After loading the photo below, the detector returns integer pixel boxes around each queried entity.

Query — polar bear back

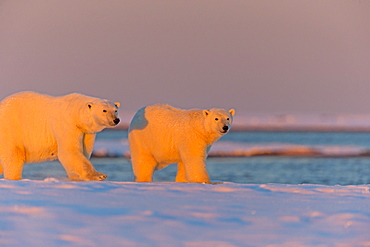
[0,92,95,141]
[131,104,203,130]
[129,104,208,162]
[1,92,86,161]
[0,92,55,148]
[129,104,206,145]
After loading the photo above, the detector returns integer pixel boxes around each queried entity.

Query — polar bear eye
[103,110,107,113]
[227,118,229,120]
[215,118,219,121]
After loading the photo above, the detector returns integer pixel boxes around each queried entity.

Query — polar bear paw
[68,171,107,181]
[90,172,107,181]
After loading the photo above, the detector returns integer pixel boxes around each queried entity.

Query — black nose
[113,118,120,125]
[222,126,229,131]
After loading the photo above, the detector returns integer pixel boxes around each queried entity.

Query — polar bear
[0,91,120,181]
[128,104,235,183]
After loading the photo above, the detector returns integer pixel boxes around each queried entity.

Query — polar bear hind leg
[175,161,187,182]
[131,153,158,182]
[1,147,25,180]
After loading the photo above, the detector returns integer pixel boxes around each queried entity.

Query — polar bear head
[85,100,120,132]
[203,108,235,135]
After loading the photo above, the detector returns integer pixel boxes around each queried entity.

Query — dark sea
[21,130,370,185]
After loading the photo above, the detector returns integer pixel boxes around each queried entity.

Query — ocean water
[21,130,370,185]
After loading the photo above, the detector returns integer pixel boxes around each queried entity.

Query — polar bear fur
[128,104,235,183]
[0,91,120,181]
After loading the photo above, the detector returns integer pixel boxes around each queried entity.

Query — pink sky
[0,0,369,113]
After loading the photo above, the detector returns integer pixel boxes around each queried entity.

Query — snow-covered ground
[2,113,370,246]
[1,179,370,246]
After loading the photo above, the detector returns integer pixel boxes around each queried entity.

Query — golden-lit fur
[0,91,120,180]
[128,104,235,183]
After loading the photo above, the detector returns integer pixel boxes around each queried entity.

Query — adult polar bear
[0,91,120,181]
[129,104,235,183]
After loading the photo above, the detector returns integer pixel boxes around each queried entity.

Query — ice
[1,180,369,246]
[92,138,369,158]
[99,112,370,158]
[93,139,130,157]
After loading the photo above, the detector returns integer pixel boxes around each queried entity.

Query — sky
[0,0,369,114]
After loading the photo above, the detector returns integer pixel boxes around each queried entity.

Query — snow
[2,113,370,246]
[1,179,369,246]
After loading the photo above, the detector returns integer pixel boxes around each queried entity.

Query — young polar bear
[0,91,120,181]
[128,104,235,183]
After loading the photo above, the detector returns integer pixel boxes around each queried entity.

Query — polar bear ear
[114,102,120,108]
[203,110,210,117]
[229,109,235,116]
[86,102,93,109]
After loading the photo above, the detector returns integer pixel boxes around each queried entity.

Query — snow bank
[1,180,369,246]
[210,141,370,157]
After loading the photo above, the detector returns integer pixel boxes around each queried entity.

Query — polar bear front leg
[178,143,211,183]
[57,133,106,181]
[183,159,210,183]
[180,149,211,183]
[59,148,107,181]
[82,133,96,159]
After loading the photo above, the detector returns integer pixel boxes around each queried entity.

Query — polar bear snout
[222,125,229,133]
[113,118,120,125]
